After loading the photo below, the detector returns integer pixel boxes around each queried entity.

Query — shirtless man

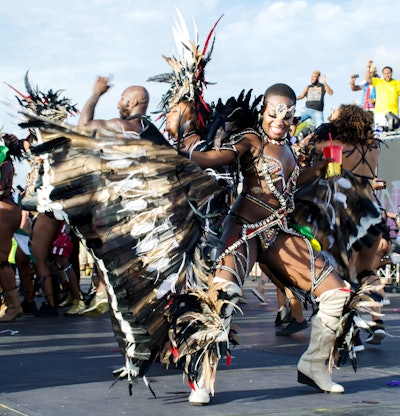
[77,76,150,317]
[78,76,150,134]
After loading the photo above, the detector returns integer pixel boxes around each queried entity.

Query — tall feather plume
[202,13,224,59]
[148,9,223,128]
[6,71,79,121]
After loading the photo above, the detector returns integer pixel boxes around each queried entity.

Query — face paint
[267,102,296,120]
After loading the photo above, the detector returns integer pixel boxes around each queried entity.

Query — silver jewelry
[260,127,288,146]
[266,137,289,146]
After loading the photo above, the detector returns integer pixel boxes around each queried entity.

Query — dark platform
[1,278,400,416]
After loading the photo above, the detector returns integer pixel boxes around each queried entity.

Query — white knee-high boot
[297,287,350,393]
[188,277,241,405]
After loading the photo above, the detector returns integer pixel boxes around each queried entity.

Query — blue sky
[1,0,400,183]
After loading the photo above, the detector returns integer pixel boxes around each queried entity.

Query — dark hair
[331,104,374,145]
[382,66,393,73]
[314,123,337,142]
[292,116,300,125]
[261,83,296,113]
[2,134,24,161]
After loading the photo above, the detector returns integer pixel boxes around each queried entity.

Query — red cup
[323,145,342,177]
[323,145,343,163]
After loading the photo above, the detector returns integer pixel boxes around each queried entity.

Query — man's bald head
[120,86,149,117]
[79,77,151,133]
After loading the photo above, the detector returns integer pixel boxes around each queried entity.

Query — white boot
[188,377,211,405]
[297,288,349,393]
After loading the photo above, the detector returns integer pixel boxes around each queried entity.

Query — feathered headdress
[148,9,223,128]
[5,71,79,121]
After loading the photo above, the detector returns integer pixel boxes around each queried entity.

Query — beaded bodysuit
[214,132,334,294]
[220,153,299,257]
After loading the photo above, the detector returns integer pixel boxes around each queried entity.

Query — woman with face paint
[175,83,358,404]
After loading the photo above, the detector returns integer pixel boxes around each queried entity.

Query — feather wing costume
[292,171,383,282]
[292,121,385,283]
[14,13,247,397]
[20,113,230,394]
[16,98,384,400]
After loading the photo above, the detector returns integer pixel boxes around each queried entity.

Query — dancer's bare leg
[259,233,348,393]
[30,213,60,308]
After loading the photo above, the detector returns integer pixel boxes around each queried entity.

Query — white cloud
[1,0,400,136]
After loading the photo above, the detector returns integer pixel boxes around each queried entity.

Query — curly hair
[331,104,375,145]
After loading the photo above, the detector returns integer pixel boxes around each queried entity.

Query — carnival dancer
[164,99,310,337]
[50,220,85,316]
[7,72,81,317]
[0,134,23,322]
[295,104,386,346]
[164,83,373,404]
[76,76,154,317]
[165,99,202,151]
[77,76,149,135]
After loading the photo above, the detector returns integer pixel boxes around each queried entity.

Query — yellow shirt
[372,78,400,114]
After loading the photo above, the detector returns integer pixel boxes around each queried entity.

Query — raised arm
[350,75,362,92]
[365,60,374,85]
[320,74,333,95]
[296,86,308,101]
[78,76,112,130]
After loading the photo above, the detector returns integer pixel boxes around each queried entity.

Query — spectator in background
[297,70,333,128]
[366,60,400,128]
[350,65,378,111]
